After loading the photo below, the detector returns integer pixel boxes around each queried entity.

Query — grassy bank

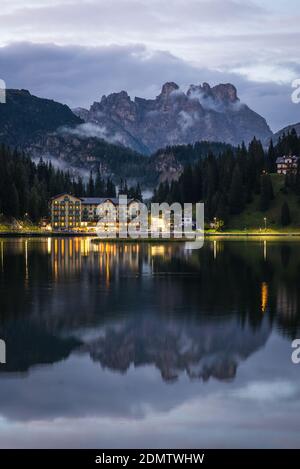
[227,174,300,232]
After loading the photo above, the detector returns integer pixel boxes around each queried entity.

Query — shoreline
[2,231,300,239]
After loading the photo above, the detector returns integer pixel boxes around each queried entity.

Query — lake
[0,237,299,448]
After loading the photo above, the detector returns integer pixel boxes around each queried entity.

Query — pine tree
[95,170,104,197]
[281,201,291,226]
[7,184,20,218]
[29,187,40,222]
[229,165,244,215]
[266,140,276,172]
[216,193,229,224]
[259,174,274,211]
[88,171,95,197]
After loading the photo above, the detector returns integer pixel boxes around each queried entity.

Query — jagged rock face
[153,151,183,183]
[75,82,273,154]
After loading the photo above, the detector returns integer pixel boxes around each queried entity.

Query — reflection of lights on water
[264,240,267,261]
[261,282,268,313]
[80,238,90,256]
[151,245,165,256]
[213,240,217,260]
[105,260,110,285]
[69,239,73,257]
[49,239,143,279]
[47,237,51,254]
[25,240,28,281]
[54,239,58,256]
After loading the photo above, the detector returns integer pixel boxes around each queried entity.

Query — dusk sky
[0,0,299,131]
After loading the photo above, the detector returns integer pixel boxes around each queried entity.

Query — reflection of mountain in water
[81,316,271,382]
[1,238,300,378]
[0,321,80,373]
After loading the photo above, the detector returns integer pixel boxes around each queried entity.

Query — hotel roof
[80,197,119,205]
[50,194,139,204]
[80,197,137,205]
[50,192,80,201]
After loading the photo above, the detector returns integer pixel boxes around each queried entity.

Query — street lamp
[264,217,267,231]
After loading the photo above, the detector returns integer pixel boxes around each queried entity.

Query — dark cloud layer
[0,42,299,131]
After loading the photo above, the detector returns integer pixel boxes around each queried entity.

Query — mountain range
[0,84,299,185]
[74,81,273,154]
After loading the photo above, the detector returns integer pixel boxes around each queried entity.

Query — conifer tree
[281,201,291,226]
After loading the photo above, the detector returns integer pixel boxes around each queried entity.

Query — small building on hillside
[276,155,299,175]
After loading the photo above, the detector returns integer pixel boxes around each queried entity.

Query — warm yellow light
[151,245,165,256]
[261,282,268,313]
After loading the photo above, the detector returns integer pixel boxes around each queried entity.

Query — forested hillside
[0,145,117,222]
[153,130,300,229]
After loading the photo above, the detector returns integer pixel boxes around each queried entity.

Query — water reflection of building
[48,238,180,281]
[276,284,298,320]
[261,282,269,313]
[2,238,300,379]
[49,238,145,281]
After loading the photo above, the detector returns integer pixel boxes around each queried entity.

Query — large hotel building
[50,193,141,231]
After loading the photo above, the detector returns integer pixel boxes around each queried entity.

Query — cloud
[32,154,90,180]
[187,87,245,112]
[233,381,298,402]
[0,0,266,48]
[177,110,199,131]
[0,41,300,132]
[59,122,123,145]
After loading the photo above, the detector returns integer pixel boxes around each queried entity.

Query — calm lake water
[0,237,300,448]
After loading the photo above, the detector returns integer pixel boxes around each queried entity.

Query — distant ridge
[0,89,82,147]
[274,122,300,141]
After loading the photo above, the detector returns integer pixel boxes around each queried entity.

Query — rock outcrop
[75,81,273,154]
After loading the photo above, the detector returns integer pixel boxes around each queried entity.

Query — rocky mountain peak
[202,82,211,92]
[212,83,238,103]
[187,82,238,104]
[100,90,130,105]
[159,82,179,98]
[74,81,272,154]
